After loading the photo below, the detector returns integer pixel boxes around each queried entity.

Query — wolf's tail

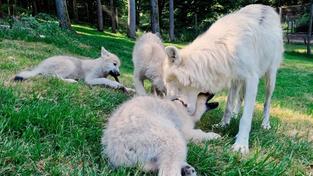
[14,68,40,81]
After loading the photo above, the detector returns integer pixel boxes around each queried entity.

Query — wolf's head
[163,46,212,115]
[100,47,121,82]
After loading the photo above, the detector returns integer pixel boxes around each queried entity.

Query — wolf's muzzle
[109,70,120,82]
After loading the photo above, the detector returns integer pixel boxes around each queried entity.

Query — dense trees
[0,0,312,41]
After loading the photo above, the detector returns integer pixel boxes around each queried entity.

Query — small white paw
[232,143,249,155]
[181,164,197,176]
[261,122,271,130]
[207,132,221,140]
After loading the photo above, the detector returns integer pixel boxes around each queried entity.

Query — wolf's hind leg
[158,132,188,176]
[220,80,242,126]
[262,69,277,129]
[134,71,147,96]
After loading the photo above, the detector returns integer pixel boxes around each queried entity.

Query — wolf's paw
[181,164,197,176]
[232,143,249,155]
[207,132,221,140]
[261,122,271,130]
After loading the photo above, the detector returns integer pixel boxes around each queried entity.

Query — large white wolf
[132,32,167,96]
[163,4,283,154]
[14,47,131,91]
[102,94,219,176]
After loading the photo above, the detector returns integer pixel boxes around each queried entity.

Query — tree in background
[110,0,117,33]
[72,0,78,22]
[0,0,2,18]
[55,0,71,30]
[307,1,313,54]
[150,0,160,34]
[169,0,174,41]
[96,0,103,31]
[128,0,136,38]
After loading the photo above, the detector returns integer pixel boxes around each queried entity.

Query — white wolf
[132,32,167,96]
[102,94,220,176]
[14,47,131,91]
[163,4,283,154]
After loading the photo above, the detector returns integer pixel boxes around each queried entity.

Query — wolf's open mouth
[109,71,120,82]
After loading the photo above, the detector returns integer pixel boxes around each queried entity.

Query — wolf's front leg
[183,129,221,143]
[85,77,123,89]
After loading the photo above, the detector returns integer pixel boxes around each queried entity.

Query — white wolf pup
[132,32,167,96]
[14,47,130,91]
[163,4,283,154]
[102,94,220,176]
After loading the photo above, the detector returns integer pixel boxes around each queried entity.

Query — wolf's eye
[113,63,117,66]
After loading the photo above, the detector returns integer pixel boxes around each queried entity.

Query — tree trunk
[158,0,165,32]
[55,0,71,30]
[32,0,37,16]
[110,0,117,33]
[72,0,78,21]
[0,0,3,18]
[307,2,313,55]
[128,0,136,38]
[169,0,175,41]
[115,7,118,28]
[136,0,141,28]
[150,0,160,34]
[96,0,103,31]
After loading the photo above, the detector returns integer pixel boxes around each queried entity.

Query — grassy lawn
[0,24,313,175]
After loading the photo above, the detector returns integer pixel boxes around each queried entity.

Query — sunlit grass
[0,24,313,175]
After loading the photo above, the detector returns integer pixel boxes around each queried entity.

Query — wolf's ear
[165,46,181,65]
[101,47,110,57]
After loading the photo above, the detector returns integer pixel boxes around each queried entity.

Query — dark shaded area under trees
[0,0,312,41]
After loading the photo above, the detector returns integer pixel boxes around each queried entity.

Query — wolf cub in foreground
[14,47,132,91]
[132,32,167,96]
[102,94,220,176]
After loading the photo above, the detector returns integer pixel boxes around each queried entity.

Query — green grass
[0,24,313,175]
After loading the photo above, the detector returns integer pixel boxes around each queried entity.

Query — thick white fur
[132,32,167,96]
[15,47,129,90]
[163,4,283,154]
[102,95,220,176]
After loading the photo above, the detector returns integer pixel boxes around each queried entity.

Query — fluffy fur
[14,47,132,91]
[163,4,283,154]
[132,32,167,96]
[102,94,220,176]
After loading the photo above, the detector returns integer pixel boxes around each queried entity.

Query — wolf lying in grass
[132,32,167,96]
[163,4,283,154]
[102,93,220,176]
[14,47,133,92]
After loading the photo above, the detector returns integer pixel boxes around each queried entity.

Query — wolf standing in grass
[163,4,283,154]
[132,32,167,96]
[102,94,219,176]
[14,47,131,91]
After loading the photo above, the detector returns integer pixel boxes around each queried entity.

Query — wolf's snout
[205,102,219,111]
[109,70,120,77]
[109,70,120,82]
